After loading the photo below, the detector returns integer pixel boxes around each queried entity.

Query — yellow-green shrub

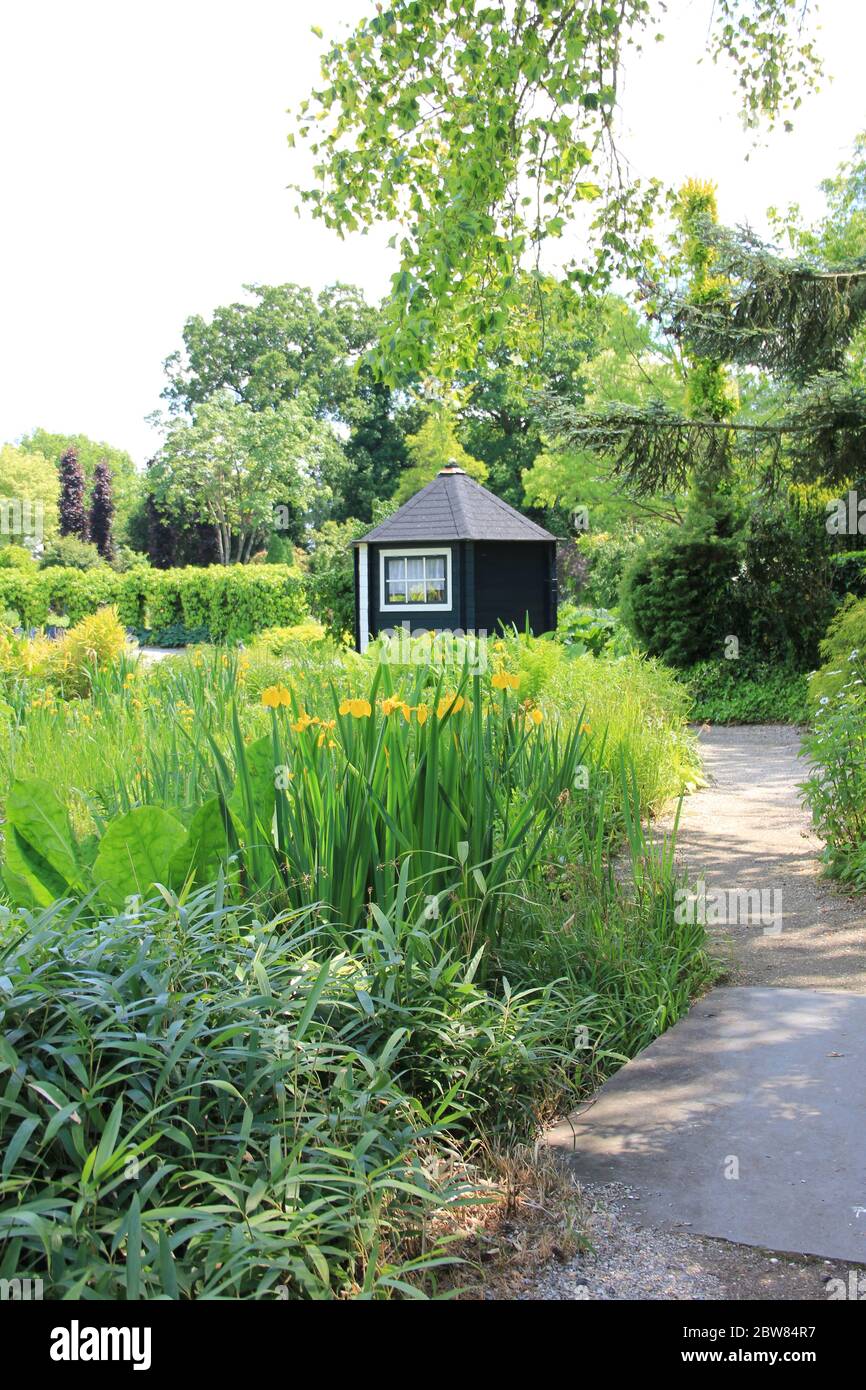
[543,650,699,813]
[256,621,327,654]
[808,595,866,708]
[53,607,127,695]
[0,629,55,684]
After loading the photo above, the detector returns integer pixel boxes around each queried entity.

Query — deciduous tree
[149,394,344,564]
[58,446,89,541]
[89,459,116,560]
[294,0,821,381]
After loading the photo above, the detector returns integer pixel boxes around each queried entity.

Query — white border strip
[358,543,370,652]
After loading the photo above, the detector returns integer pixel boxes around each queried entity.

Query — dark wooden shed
[352,465,557,652]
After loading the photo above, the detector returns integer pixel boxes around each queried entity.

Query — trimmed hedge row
[0,565,307,641]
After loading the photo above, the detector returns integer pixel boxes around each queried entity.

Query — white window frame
[379,547,452,612]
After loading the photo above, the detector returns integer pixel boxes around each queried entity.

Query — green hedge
[0,565,307,641]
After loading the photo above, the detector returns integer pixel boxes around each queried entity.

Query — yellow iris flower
[261,684,291,708]
[339,698,372,719]
[436,693,466,718]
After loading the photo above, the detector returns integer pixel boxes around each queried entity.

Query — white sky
[1,0,863,466]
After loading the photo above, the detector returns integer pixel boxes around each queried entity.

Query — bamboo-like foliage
[0,889,469,1298]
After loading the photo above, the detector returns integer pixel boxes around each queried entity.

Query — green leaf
[168,798,230,886]
[228,733,277,835]
[6,777,81,891]
[4,826,70,907]
[158,1229,178,1299]
[2,1117,40,1177]
[126,1192,141,1300]
[94,1098,124,1179]
[93,807,188,911]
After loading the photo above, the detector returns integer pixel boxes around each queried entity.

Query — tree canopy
[18,429,141,544]
[393,405,487,504]
[149,395,344,564]
[294,0,821,381]
[522,296,685,525]
[162,282,385,423]
[543,142,866,503]
[0,443,60,547]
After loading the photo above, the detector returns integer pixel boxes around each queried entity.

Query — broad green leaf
[228,733,276,834]
[168,797,230,886]
[4,826,70,907]
[93,807,188,911]
[6,777,81,890]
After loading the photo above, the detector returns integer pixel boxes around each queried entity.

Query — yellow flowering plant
[221,664,587,954]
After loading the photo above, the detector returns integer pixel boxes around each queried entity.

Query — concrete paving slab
[546,987,866,1262]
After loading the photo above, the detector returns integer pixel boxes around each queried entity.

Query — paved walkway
[133,645,177,666]
[532,725,866,1298]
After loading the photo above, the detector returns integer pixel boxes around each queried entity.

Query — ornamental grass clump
[0,887,467,1299]
[801,647,866,888]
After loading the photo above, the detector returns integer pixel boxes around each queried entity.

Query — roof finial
[438,459,466,476]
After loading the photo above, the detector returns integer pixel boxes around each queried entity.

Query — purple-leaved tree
[89,458,115,559]
[58,446,89,540]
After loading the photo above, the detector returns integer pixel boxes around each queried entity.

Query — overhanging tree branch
[651,220,866,382]
[543,373,866,494]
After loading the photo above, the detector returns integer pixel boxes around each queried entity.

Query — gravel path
[514,723,866,1301]
[672,724,866,992]
[508,1184,854,1301]
[134,646,177,666]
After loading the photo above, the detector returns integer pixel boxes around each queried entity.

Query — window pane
[385,557,405,602]
[426,554,446,602]
[406,556,426,602]
[383,553,447,604]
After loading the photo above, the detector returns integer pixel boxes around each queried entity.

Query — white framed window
[379,547,452,611]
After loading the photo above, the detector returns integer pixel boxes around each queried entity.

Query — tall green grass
[542,650,700,815]
[218,669,586,949]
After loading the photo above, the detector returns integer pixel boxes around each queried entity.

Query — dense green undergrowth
[0,623,714,1297]
[686,660,811,725]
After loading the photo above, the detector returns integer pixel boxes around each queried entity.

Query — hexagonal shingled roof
[354,466,556,545]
